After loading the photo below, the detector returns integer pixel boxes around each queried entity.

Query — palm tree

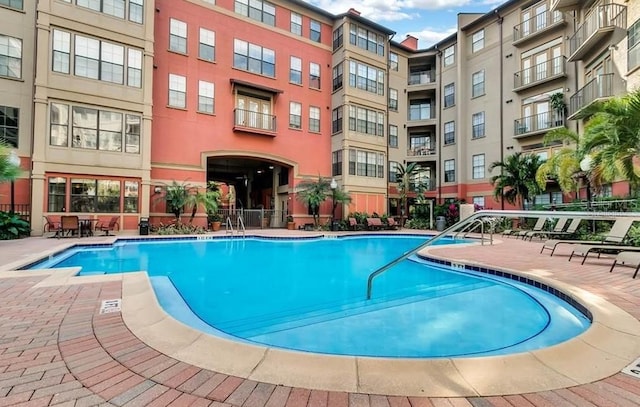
[185,188,221,224]
[296,176,351,228]
[489,152,543,210]
[577,90,640,192]
[535,127,584,195]
[160,180,220,223]
[0,143,20,183]
[396,162,426,224]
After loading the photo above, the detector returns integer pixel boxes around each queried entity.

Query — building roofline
[459,0,522,31]
[334,12,396,35]
[287,0,335,19]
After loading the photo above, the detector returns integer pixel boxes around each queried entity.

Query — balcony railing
[409,178,436,192]
[569,3,627,61]
[568,73,615,118]
[513,56,566,90]
[407,146,436,157]
[513,10,564,43]
[514,111,565,137]
[408,70,436,86]
[233,108,276,134]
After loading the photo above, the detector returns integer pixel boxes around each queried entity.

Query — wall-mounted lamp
[506,146,514,150]
[505,99,513,104]
[505,53,513,58]
[154,186,162,194]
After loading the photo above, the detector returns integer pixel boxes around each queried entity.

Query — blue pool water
[29,235,590,358]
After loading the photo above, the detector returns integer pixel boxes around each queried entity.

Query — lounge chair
[540,218,636,256]
[44,216,61,236]
[386,217,398,230]
[609,251,640,279]
[514,217,548,239]
[524,217,568,241]
[366,217,383,230]
[348,217,359,230]
[568,244,640,264]
[543,217,583,239]
[99,216,120,236]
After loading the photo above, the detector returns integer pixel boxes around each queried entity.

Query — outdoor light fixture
[154,186,162,194]
[8,151,20,213]
[330,178,337,231]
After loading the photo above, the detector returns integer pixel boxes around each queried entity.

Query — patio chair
[348,217,358,230]
[99,216,120,236]
[59,215,80,238]
[514,217,548,239]
[524,217,568,241]
[366,217,383,230]
[609,251,640,279]
[543,217,583,239]
[540,218,636,256]
[43,216,61,236]
[569,244,640,264]
[386,217,398,230]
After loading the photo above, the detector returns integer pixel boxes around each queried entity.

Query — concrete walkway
[0,230,639,406]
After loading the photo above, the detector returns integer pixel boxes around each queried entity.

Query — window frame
[289,101,302,129]
[443,45,455,66]
[388,124,398,148]
[0,105,18,147]
[310,20,321,42]
[290,12,302,35]
[290,56,302,85]
[443,83,455,107]
[233,39,275,77]
[471,70,485,98]
[472,153,485,179]
[198,80,215,114]
[0,0,23,10]
[389,88,398,111]
[472,29,485,53]
[169,18,188,54]
[199,28,215,62]
[472,111,485,139]
[309,105,320,132]
[309,62,321,89]
[628,19,640,72]
[443,121,455,145]
[0,34,22,79]
[168,73,187,108]
[389,52,398,71]
[444,159,455,182]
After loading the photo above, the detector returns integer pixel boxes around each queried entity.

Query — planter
[211,221,221,231]
[287,221,296,230]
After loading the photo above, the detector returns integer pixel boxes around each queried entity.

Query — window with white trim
[472,196,485,208]
[389,125,398,148]
[290,56,302,84]
[290,12,302,35]
[309,62,320,89]
[388,161,399,182]
[348,24,385,56]
[332,150,342,176]
[0,0,22,10]
[444,45,455,66]
[310,20,321,42]
[233,39,275,77]
[52,30,71,74]
[472,70,485,97]
[168,74,186,108]
[333,25,343,51]
[0,106,18,147]
[389,52,398,71]
[349,149,384,178]
[332,63,343,91]
[444,159,455,182]
[198,80,214,114]
[348,60,384,95]
[129,0,143,23]
[444,121,455,145]
[289,102,301,129]
[629,19,640,71]
[332,106,342,133]
[75,0,143,23]
[389,88,398,111]
[472,112,485,139]
[472,29,484,53]
[472,154,485,179]
[199,28,215,62]
[443,83,455,107]
[309,106,320,132]
[127,49,142,87]
[235,0,275,26]
[0,35,21,79]
[348,105,384,137]
[169,18,187,53]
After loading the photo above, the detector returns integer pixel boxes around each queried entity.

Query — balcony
[513,10,565,46]
[568,3,627,62]
[409,178,437,192]
[568,73,617,119]
[233,108,277,136]
[408,69,436,87]
[514,111,566,139]
[513,56,567,92]
[407,146,437,158]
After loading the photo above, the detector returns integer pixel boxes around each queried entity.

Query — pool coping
[5,234,640,397]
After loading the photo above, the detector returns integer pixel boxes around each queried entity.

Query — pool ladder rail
[225,216,246,237]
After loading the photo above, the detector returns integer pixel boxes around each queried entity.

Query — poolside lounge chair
[544,217,583,239]
[386,217,398,230]
[524,217,568,241]
[348,217,359,230]
[568,244,640,264]
[514,217,548,239]
[540,218,636,256]
[609,251,640,279]
[366,217,384,230]
[44,216,61,237]
[99,216,120,236]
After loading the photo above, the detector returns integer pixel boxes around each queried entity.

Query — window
[472,154,485,179]
[472,70,485,97]
[0,0,22,10]
[389,125,398,148]
[74,35,100,80]
[388,161,398,182]
[309,106,320,132]
[444,121,455,145]
[389,88,398,111]
[443,83,455,107]
[472,29,484,53]
[129,0,143,23]
[100,42,124,84]
[199,28,215,62]
[127,49,142,87]
[348,105,384,136]
[124,180,139,212]
[235,0,275,26]
[47,177,66,212]
[50,103,69,146]
[52,30,71,74]
[310,20,321,42]
[233,39,275,77]
[409,99,431,120]
[389,52,398,71]
[290,56,302,84]
[0,35,21,79]
[444,45,455,66]
[169,19,187,53]
[444,159,455,182]
[290,12,302,35]
[348,24,385,56]
[125,114,140,153]
[102,0,125,18]
[349,149,384,178]
[168,74,186,108]
[309,62,320,89]
[70,179,121,213]
[332,106,342,133]
[333,25,343,51]
[472,112,485,139]
[0,106,18,147]
[348,61,384,95]
[289,102,301,129]
[629,19,640,71]
[472,196,485,209]
[198,80,214,114]
[332,63,343,91]
[332,150,342,176]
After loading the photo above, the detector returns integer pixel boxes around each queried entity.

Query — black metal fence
[0,204,31,222]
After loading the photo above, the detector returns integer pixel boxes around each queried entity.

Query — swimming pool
[29,235,590,358]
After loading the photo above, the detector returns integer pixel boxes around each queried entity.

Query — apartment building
[1,0,638,235]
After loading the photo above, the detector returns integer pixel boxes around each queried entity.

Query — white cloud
[309,0,474,22]
[403,25,457,47]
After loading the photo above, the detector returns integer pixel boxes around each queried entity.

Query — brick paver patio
[0,231,639,406]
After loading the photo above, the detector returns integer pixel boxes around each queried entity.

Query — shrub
[0,211,31,240]
[153,222,207,235]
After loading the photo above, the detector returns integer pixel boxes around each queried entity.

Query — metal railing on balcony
[408,69,436,86]
[513,10,564,42]
[408,178,436,192]
[513,56,566,90]
[514,111,565,137]
[233,108,276,132]
[569,73,615,117]
[407,146,437,157]
[569,3,627,58]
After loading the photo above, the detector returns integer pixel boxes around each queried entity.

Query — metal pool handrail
[365,209,637,300]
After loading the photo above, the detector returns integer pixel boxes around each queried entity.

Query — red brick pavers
[1,236,640,406]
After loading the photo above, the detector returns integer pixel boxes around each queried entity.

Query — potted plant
[286,215,295,230]
[208,212,222,231]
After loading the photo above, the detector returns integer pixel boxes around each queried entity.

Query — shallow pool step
[228,280,493,338]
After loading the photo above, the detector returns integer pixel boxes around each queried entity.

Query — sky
[307,0,503,48]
